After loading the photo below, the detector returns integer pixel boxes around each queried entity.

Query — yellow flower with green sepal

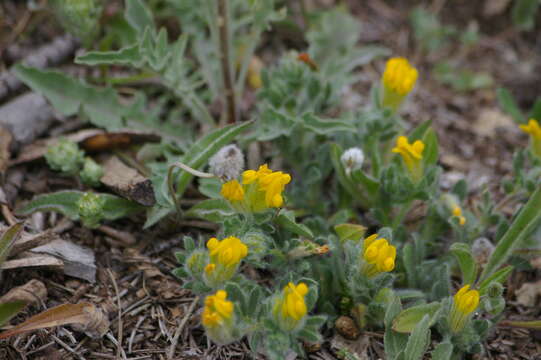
[202,290,236,344]
[220,164,291,213]
[272,282,309,332]
[204,236,248,287]
[360,234,396,278]
[519,119,541,160]
[381,57,418,112]
[392,136,425,182]
[449,285,479,333]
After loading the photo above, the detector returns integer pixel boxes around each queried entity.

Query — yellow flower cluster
[221,164,291,213]
[273,282,309,332]
[519,119,541,159]
[449,285,480,333]
[204,236,248,287]
[361,234,396,278]
[452,206,466,226]
[392,136,425,182]
[202,290,234,328]
[381,57,418,111]
[202,290,237,344]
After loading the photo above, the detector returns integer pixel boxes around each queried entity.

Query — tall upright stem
[218,0,237,124]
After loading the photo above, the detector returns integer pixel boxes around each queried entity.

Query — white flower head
[209,144,245,181]
[341,147,364,174]
[472,237,494,265]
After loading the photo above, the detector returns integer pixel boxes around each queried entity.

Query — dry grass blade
[0,302,109,340]
[0,223,24,275]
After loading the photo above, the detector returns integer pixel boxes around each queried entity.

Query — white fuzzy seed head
[209,144,245,181]
[472,237,495,265]
[341,147,364,173]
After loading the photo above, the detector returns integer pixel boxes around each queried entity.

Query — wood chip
[0,254,64,270]
[100,156,155,206]
[0,125,12,175]
[31,239,96,283]
[0,279,47,305]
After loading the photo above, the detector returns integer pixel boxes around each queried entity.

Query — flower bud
[209,144,245,181]
[80,157,104,187]
[472,237,494,265]
[449,285,479,333]
[487,282,504,298]
[272,282,309,332]
[185,249,208,277]
[77,192,105,229]
[482,296,505,316]
[341,147,364,174]
[45,138,85,175]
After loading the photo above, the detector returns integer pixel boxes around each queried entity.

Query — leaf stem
[218,0,237,124]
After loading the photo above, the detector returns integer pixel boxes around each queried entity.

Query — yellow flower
[202,290,238,344]
[392,136,425,182]
[202,290,234,328]
[222,164,291,213]
[273,282,309,332]
[361,234,396,278]
[519,119,541,159]
[221,180,244,202]
[381,57,418,111]
[449,285,480,333]
[520,119,541,140]
[204,236,248,287]
[452,206,466,226]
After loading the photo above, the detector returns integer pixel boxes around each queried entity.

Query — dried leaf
[0,125,12,175]
[0,302,109,339]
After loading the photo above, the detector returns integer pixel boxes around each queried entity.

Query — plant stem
[218,0,237,124]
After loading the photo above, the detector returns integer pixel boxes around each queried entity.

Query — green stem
[391,200,414,230]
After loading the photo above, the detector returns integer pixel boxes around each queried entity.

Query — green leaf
[297,327,322,342]
[125,0,155,35]
[334,223,367,242]
[101,194,144,220]
[480,187,541,283]
[384,329,408,360]
[185,199,234,223]
[402,243,417,288]
[275,209,314,239]
[450,243,477,285]
[12,65,125,130]
[404,314,431,360]
[384,294,402,328]
[392,302,441,333]
[0,223,24,274]
[256,109,296,141]
[0,301,26,327]
[496,87,524,124]
[431,342,453,360]
[301,113,355,135]
[75,44,142,67]
[422,128,439,167]
[16,191,83,219]
[512,0,540,30]
[409,120,432,142]
[16,191,142,221]
[478,265,513,295]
